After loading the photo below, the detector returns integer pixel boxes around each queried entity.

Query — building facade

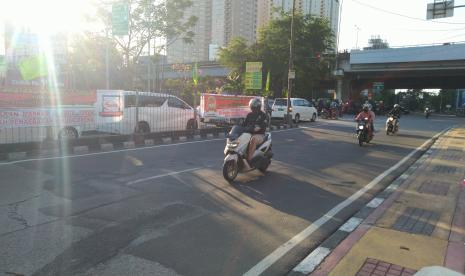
[257,0,339,38]
[167,0,339,63]
[167,0,212,63]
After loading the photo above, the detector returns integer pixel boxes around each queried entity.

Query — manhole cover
[356,258,416,276]
[392,207,439,235]
[432,165,457,174]
[417,180,450,196]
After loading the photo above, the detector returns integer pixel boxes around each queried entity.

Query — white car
[95,90,197,134]
[272,98,318,123]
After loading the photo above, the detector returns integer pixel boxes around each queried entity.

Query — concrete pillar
[336,77,343,100]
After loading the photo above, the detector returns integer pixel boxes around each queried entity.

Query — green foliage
[68,33,124,89]
[218,12,334,98]
[94,0,197,88]
[397,89,457,112]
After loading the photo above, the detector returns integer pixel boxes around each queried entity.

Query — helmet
[394,104,400,109]
[363,105,369,112]
[249,98,262,112]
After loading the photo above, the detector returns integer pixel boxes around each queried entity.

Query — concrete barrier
[144,139,155,146]
[101,143,114,151]
[179,136,187,141]
[162,137,172,144]
[73,146,89,154]
[8,152,27,161]
[218,132,226,138]
[206,133,214,139]
[194,135,202,140]
[123,141,135,149]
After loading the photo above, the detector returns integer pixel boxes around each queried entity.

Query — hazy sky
[1,0,465,53]
[338,0,465,50]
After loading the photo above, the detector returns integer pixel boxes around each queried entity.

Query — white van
[95,90,197,134]
[272,98,318,123]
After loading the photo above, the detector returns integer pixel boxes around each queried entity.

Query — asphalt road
[0,114,461,276]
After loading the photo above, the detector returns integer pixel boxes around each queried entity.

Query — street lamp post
[286,0,296,126]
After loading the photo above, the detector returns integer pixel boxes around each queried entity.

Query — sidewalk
[295,127,465,276]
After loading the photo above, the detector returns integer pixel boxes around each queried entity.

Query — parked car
[272,98,318,123]
[95,90,197,134]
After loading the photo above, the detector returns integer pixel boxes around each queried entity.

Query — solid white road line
[126,167,206,185]
[291,247,331,274]
[243,127,450,276]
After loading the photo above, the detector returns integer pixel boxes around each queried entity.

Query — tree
[95,0,198,88]
[68,33,124,90]
[218,12,334,98]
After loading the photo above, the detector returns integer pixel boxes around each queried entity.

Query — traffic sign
[288,70,295,79]
[112,2,129,36]
[373,82,384,93]
[245,62,262,90]
[427,0,454,19]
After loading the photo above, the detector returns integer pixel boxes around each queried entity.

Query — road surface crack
[7,203,30,229]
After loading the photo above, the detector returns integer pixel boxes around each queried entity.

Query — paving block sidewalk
[312,127,465,276]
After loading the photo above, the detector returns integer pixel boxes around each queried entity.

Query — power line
[351,0,465,25]
[399,27,465,32]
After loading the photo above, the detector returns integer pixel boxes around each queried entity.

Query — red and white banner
[201,94,261,119]
[0,91,96,108]
[0,108,95,129]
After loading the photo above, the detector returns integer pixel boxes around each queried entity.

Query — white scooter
[222,125,273,182]
[386,115,399,135]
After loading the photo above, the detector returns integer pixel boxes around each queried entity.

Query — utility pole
[286,0,296,126]
[147,39,151,92]
[355,25,361,49]
[105,28,110,89]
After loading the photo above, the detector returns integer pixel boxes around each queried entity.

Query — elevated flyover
[338,43,465,97]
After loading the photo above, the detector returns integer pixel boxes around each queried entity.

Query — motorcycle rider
[388,104,402,130]
[243,98,267,164]
[355,105,374,138]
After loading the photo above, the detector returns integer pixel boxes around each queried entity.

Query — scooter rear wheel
[223,160,238,182]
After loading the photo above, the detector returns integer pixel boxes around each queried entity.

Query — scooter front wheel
[223,160,238,182]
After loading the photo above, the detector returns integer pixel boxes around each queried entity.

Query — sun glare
[2,0,94,35]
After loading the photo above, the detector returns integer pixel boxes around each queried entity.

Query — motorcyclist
[388,104,402,129]
[355,105,374,138]
[243,98,267,163]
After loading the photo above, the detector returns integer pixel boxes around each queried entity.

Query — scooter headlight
[227,141,239,148]
[358,125,364,130]
[388,117,394,122]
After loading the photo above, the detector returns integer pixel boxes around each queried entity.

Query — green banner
[112,2,129,36]
[245,62,262,90]
[18,54,49,81]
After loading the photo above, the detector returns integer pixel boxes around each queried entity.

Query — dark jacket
[243,110,267,134]
[388,107,403,118]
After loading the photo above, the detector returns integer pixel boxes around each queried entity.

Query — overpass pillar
[334,69,344,100]
[336,78,343,100]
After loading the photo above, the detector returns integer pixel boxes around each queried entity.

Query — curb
[123,141,135,149]
[7,151,27,161]
[73,146,89,155]
[162,137,172,144]
[289,129,447,275]
[0,125,295,162]
[100,143,114,152]
[144,139,155,146]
